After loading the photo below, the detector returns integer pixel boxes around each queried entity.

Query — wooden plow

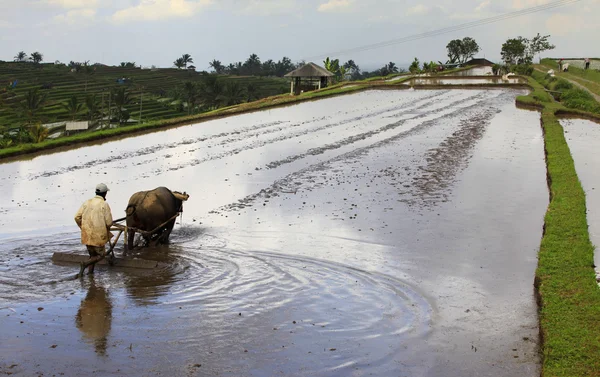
[52,218,161,270]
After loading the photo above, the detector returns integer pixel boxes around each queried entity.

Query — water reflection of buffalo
[125,187,189,249]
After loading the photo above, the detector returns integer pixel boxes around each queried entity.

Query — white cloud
[53,8,96,25]
[318,0,350,13]
[407,4,431,15]
[475,0,490,12]
[111,0,212,23]
[42,0,99,8]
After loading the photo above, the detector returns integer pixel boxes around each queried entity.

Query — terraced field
[0,62,289,132]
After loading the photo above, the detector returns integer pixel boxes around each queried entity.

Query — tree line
[13,51,43,64]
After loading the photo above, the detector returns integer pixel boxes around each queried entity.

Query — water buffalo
[125,187,189,249]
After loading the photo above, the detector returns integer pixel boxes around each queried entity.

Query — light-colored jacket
[74,196,113,247]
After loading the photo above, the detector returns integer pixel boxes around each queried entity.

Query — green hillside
[0,61,289,133]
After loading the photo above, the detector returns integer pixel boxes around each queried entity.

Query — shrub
[511,64,533,76]
[553,79,573,91]
[561,88,600,114]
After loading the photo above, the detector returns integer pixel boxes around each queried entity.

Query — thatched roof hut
[284,62,334,78]
[285,62,334,95]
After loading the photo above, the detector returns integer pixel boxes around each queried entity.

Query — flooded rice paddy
[562,119,600,281]
[408,77,524,86]
[0,89,547,376]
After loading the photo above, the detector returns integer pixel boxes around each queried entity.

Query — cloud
[111,0,212,23]
[318,0,350,13]
[545,13,586,37]
[475,0,490,12]
[407,4,431,15]
[53,8,96,25]
[42,0,99,8]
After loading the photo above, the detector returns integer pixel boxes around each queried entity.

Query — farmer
[585,58,590,70]
[74,183,113,276]
[558,58,563,72]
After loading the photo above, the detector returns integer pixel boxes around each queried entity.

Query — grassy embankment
[516,75,600,376]
[539,58,600,98]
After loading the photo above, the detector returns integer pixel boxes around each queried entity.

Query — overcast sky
[0,0,597,71]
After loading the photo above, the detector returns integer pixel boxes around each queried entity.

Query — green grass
[540,58,600,98]
[516,78,600,377]
[530,68,600,115]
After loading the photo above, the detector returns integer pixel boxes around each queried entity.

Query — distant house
[187,65,196,71]
[465,58,495,66]
[284,62,334,95]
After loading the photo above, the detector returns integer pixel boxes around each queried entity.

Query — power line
[302,0,583,61]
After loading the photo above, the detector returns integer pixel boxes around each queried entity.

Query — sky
[0,0,598,71]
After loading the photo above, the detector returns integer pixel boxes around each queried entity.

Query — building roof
[284,62,334,78]
[465,58,495,66]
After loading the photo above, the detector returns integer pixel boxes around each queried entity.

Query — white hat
[95,183,109,193]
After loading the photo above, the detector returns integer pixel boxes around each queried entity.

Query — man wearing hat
[74,183,114,276]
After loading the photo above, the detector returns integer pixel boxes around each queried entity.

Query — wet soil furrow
[387,106,500,207]
[213,91,502,213]
[264,91,493,170]
[115,91,457,179]
[25,91,449,181]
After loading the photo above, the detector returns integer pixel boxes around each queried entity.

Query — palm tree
[112,88,132,124]
[29,124,49,143]
[409,58,421,74]
[19,89,47,125]
[198,76,224,109]
[218,82,246,107]
[85,94,100,124]
[323,57,341,81]
[386,62,399,74]
[30,52,43,64]
[209,59,225,74]
[182,81,199,115]
[246,83,258,102]
[174,57,185,69]
[243,54,261,76]
[61,95,84,121]
[181,54,193,69]
[14,51,27,62]
[339,66,348,81]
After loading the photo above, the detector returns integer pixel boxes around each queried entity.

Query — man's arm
[103,203,113,228]
[74,203,84,228]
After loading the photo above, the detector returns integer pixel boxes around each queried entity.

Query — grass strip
[517,78,600,377]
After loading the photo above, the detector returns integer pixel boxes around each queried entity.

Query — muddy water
[0,89,547,376]
[561,119,600,280]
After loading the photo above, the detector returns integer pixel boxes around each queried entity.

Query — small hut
[284,62,334,95]
[464,58,495,67]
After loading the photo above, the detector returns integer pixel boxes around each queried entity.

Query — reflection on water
[76,277,112,356]
[121,243,186,305]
